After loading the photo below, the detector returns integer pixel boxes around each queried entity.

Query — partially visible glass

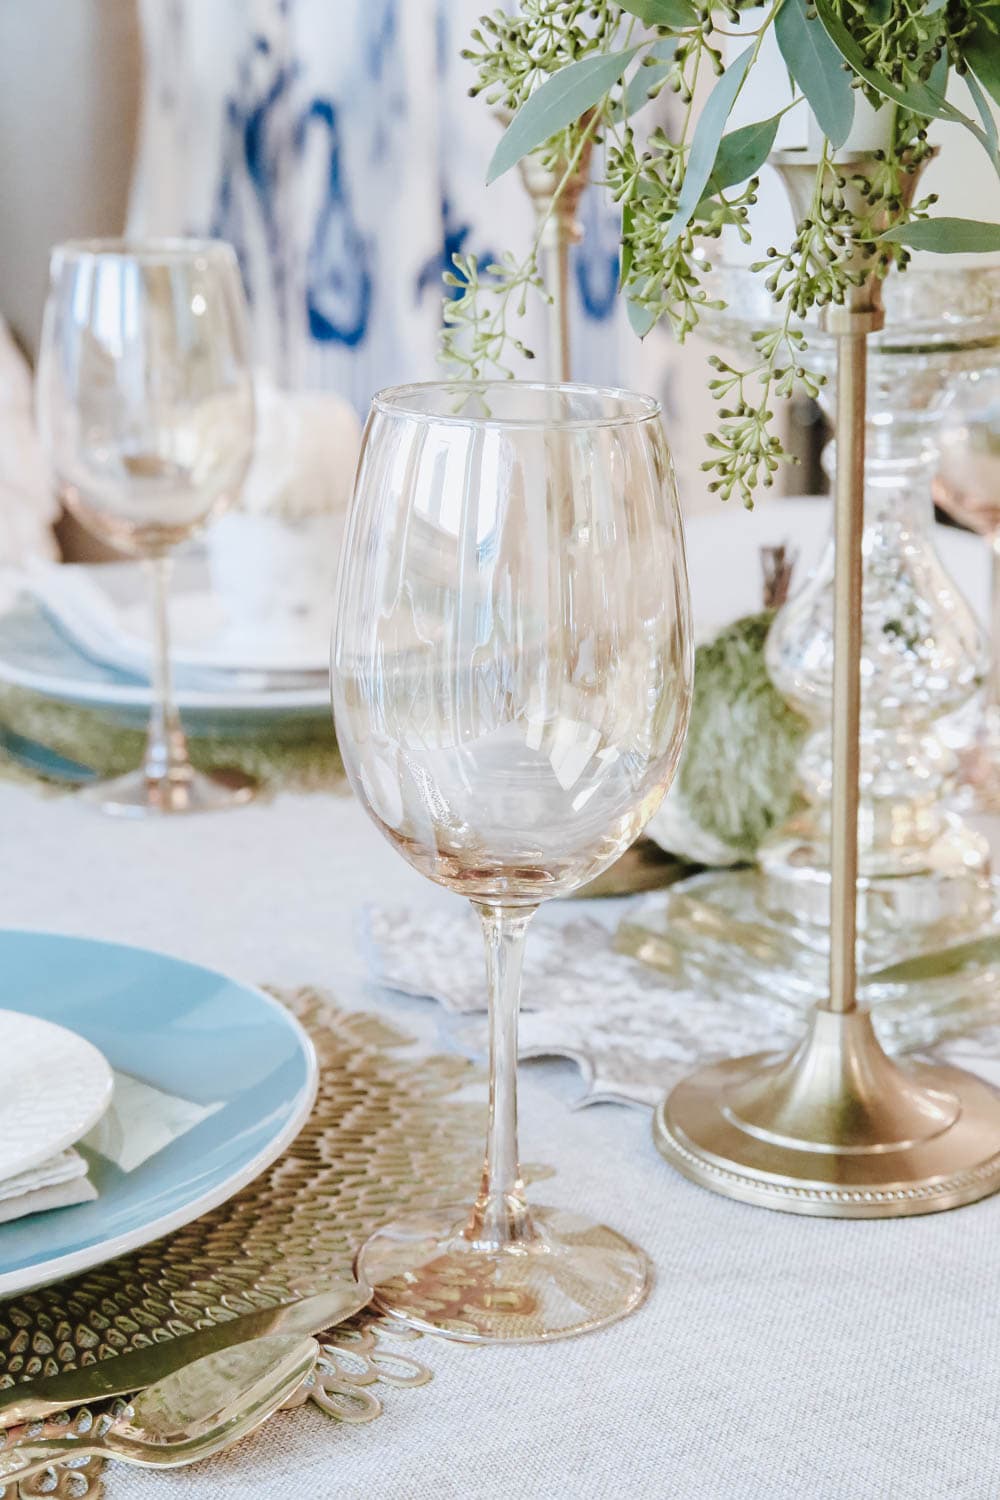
[936,368,1000,811]
[333,381,692,1343]
[36,238,256,816]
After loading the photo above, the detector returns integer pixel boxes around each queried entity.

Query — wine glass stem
[143,555,192,787]
[989,535,1000,712]
[469,902,537,1251]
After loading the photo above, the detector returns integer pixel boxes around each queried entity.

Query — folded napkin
[0,1071,223,1226]
[0,1149,96,1226]
[240,371,361,521]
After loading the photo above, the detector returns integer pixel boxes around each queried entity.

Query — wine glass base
[356,1203,651,1344]
[80,766,256,818]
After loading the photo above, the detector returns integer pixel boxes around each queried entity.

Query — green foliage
[464,0,625,118]
[666,46,754,242]
[617,0,699,25]
[774,0,855,147]
[965,5,1000,110]
[445,0,1000,509]
[882,216,1000,252]
[488,47,639,181]
[710,115,784,192]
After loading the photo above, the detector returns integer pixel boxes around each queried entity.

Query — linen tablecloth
[4,777,1000,1500]
[3,501,998,1498]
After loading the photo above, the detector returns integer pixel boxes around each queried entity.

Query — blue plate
[0,931,317,1297]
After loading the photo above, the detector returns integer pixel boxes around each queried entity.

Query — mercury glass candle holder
[712,261,999,941]
[621,261,1000,1049]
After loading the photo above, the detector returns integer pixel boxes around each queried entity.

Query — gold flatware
[0,1278,370,1428]
[0,1333,317,1487]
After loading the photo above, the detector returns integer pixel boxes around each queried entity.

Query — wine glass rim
[372,380,662,431]
[50,236,239,266]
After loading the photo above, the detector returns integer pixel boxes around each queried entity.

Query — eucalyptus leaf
[709,114,783,192]
[666,45,753,245]
[881,217,1000,254]
[966,70,999,168]
[486,47,638,184]
[614,37,677,121]
[927,49,949,100]
[627,299,658,337]
[617,0,698,26]
[966,7,1000,111]
[774,0,854,149]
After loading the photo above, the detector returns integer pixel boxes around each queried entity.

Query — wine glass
[332,381,692,1343]
[935,369,1000,810]
[36,238,256,816]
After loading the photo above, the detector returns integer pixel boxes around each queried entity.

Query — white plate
[26,556,331,676]
[0,586,330,734]
[0,1011,113,1181]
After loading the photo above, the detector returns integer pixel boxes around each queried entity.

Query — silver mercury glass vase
[621,259,1000,1051]
[755,262,1000,938]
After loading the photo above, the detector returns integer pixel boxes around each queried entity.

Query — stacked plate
[0,931,316,1296]
[0,555,332,735]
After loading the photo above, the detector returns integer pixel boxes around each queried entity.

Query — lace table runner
[365,904,1000,1108]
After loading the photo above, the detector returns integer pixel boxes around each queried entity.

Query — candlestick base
[654,1009,1000,1217]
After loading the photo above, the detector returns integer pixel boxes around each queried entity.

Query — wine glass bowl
[36,238,256,815]
[333,381,692,1342]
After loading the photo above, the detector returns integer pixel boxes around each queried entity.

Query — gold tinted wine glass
[936,370,1000,810]
[36,238,255,816]
[332,381,692,1342]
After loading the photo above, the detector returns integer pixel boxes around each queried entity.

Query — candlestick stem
[827,325,867,1013]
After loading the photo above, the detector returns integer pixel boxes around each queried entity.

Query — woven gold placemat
[0,991,492,1498]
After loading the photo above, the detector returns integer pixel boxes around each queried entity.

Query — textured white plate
[0,1011,113,1180]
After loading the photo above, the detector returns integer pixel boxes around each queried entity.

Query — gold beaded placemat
[0,990,494,1498]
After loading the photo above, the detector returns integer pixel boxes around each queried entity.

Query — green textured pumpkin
[646,612,809,867]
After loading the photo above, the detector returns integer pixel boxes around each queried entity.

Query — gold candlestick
[653,149,1000,1217]
[514,133,593,381]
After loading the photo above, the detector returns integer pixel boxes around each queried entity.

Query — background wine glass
[36,238,255,816]
[935,369,1000,810]
[332,381,692,1343]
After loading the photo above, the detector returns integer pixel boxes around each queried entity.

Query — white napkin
[240,371,361,520]
[0,1071,223,1226]
[0,1149,96,1226]
[84,1070,223,1174]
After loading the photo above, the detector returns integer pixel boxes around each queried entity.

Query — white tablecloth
[4,500,1000,1499]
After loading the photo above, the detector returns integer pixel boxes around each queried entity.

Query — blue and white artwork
[130,0,711,500]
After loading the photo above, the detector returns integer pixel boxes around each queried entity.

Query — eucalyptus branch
[441,103,606,375]
[448,0,1000,508]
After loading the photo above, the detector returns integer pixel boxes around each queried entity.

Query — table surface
[5,499,1000,1500]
